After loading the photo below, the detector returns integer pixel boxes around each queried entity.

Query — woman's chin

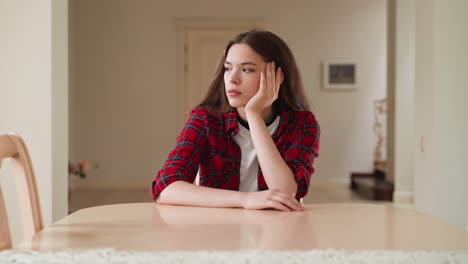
[227,100,245,109]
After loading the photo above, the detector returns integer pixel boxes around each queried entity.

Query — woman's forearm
[246,113,297,196]
[157,181,246,208]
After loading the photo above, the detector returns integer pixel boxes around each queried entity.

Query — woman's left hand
[245,61,284,116]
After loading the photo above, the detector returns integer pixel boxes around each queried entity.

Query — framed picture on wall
[322,61,358,90]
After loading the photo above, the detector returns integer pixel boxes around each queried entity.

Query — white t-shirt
[234,116,280,192]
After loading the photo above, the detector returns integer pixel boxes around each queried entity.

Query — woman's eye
[224,67,232,72]
[243,68,254,73]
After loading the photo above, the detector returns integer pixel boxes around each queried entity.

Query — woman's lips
[227,89,241,96]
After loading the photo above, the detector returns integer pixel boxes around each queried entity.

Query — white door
[176,20,264,128]
[185,29,237,116]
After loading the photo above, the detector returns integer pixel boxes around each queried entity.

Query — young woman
[151,30,320,212]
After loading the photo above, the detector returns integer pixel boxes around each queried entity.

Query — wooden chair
[0,133,43,250]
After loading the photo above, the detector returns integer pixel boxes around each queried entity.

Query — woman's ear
[275,66,284,85]
[278,69,284,85]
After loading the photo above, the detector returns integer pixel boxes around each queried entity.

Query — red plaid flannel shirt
[151,105,320,200]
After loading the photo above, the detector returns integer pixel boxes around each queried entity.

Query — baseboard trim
[310,177,350,187]
[393,191,414,204]
[70,180,149,190]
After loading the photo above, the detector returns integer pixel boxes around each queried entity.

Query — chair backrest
[0,133,43,250]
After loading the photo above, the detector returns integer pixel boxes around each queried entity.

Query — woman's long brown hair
[200,30,310,113]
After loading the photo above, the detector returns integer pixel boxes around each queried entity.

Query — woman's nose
[229,70,240,85]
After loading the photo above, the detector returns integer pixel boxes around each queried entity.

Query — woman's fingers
[270,194,303,211]
[264,190,303,211]
[274,67,281,100]
[270,62,275,95]
[268,62,281,99]
[278,192,304,211]
[244,190,304,212]
[251,62,280,110]
[279,192,305,210]
[276,67,283,89]
[266,62,273,94]
[259,69,266,93]
[267,200,291,212]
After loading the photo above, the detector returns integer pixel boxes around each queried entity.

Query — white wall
[414,0,468,227]
[393,0,415,203]
[0,0,68,245]
[69,0,387,198]
[431,0,468,227]
[51,0,69,222]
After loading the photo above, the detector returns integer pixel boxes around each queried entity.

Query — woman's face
[223,43,267,108]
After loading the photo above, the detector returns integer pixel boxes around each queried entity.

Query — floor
[69,180,400,214]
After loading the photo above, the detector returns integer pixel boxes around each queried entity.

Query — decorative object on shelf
[350,97,393,201]
[322,61,357,90]
[68,160,89,179]
[68,160,89,203]
[373,98,387,165]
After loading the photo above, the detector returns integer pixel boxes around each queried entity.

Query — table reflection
[153,205,318,250]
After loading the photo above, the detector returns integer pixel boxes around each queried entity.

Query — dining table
[2,203,468,264]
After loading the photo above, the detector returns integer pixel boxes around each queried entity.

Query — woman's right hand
[241,189,304,212]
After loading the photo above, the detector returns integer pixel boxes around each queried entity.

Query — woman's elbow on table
[154,181,195,205]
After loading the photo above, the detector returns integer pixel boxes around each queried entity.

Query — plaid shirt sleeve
[151,107,208,200]
[282,112,320,200]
